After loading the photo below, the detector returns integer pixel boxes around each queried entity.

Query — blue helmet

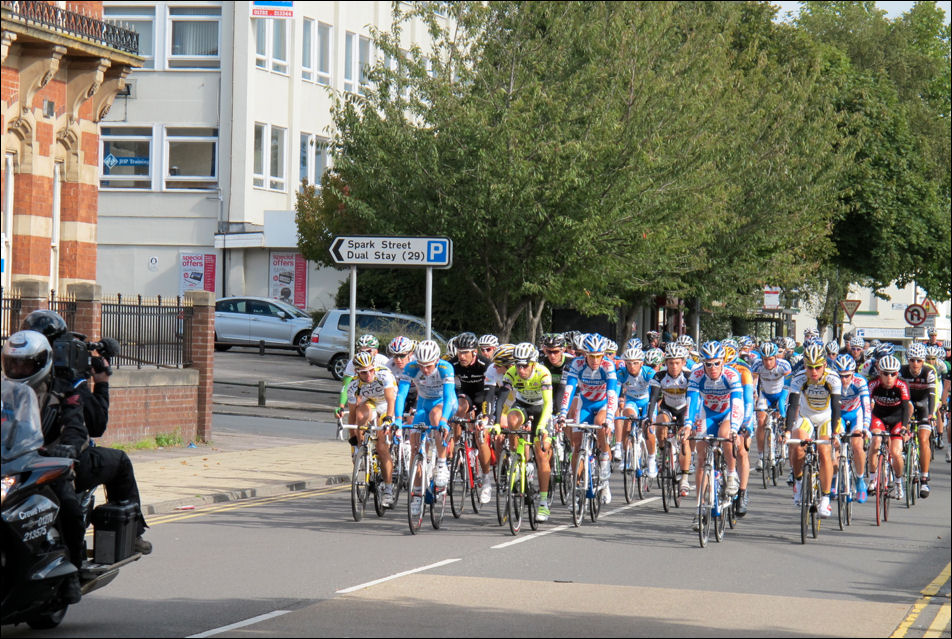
[582,334,607,355]
[699,341,725,361]
[834,353,856,374]
[760,342,779,358]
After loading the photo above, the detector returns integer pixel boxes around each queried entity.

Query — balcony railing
[1,1,139,55]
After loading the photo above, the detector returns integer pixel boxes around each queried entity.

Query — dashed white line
[187,610,291,638]
[335,557,462,594]
[491,525,569,549]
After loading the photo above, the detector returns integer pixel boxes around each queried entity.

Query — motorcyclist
[1,330,85,603]
[18,311,153,554]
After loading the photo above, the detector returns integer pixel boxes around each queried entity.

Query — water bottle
[527,461,538,492]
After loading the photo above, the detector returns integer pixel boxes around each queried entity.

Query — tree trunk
[528,297,546,345]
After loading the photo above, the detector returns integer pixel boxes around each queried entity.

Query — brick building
[1,0,141,292]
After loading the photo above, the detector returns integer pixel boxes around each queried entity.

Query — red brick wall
[100,384,199,446]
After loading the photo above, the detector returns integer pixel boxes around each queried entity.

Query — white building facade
[98,0,440,310]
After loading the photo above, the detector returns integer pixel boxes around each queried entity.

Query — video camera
[52,332,121,381]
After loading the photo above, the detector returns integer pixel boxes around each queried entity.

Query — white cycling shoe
[479,478,493,504]
[434,464,449,489]
[818,495,831,518]
[600,483,612,504]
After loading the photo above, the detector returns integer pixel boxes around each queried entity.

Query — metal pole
[425,267,432,341]
[349,265,357,359]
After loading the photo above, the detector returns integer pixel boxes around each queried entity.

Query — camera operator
[2,330,86,603]
[20,310,153,556]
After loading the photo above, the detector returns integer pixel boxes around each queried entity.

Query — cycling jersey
[839,374,870,432]
[730,360,755,431]
[686,366,744,435]
[500,364,553,433]
[343,353,390,378]
[560,358,618,424]
[868,378,910,433]
[752,358,792,395]
[395,360,457,425]
[346,367,397,414]
[450,355,490,413]
[648,370,690,423]
[899,364,937,424]
[544,352,571,409]
[785,370,842,438]
[618,364,654,419]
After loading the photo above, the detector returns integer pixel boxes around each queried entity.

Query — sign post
[330,236,453,352]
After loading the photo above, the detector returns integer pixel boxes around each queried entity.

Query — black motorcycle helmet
[20,310,69,344]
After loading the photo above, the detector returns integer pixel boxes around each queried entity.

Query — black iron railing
[48,289,76,331]
[1,1,139,55]
[0,286,23,346]
[101,294,193,369]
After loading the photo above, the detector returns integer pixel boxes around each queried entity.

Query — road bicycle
[832,431,864,530]
[389,424,411,510]
[904,419,930,508]
[870,428,899,526]
[788,437,827,544]
[549,421,574,506]
[343,418,386,522]
[406,424,447,534]
[447,417,486,518]
[689,435,732,548]
[760,409,784,488]
[619,416,650,503]
[497,426,540,536]
[656,422,683,513]
[565,421,608,527]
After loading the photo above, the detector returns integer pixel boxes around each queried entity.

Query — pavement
[114,396,351,517]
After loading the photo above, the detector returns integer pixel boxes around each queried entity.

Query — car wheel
[294,331,310,356]
[329,354,348,381]
[214,334,232,352]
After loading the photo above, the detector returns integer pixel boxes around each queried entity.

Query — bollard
[259,340,266,356]
[258,380,266,407]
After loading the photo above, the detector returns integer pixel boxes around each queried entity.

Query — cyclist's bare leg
[890,436,904,478]
[851,434,867,477]
[818,441,833,493]
[918,425,931,476]
[736,429,751,490]
[719,422,736,474]
[790,427,807,478]
[756,410,767,454]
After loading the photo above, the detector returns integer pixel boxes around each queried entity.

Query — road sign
[921,298,940,316]
[905,326,925,338]
[763,286,781,310]
[329,236,452,269]
[840,299,861,320]
[904,303,927,327]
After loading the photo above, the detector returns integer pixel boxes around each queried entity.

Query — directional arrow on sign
[330,237,345,263]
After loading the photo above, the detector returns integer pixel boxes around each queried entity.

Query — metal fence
[101,294,194,369]
[48,290,76,331]
[1,0,140,55]
[0,287,22,346]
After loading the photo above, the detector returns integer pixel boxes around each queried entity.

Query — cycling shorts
[623,397,649,420]
[577,398,607,426]
[364,399,389,417]
[694,408,737,437]
[658,403,687,428]
[506,400,546,436]
[412,395,458,427]
[794,415,840,440]
[841,408,865,433]
[756,389,788,417]
[458,389,487,415]
[912,400,932,430]
[869,415,905,439]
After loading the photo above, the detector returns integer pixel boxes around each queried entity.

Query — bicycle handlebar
[786,438,830,446]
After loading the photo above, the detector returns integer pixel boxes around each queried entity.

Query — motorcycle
[1,381,142,629]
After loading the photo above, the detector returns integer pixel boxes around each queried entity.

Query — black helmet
[454,332,478,351]
[541,333,565,349]
[20,310,69,344]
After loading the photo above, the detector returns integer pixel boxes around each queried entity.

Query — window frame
[299,132,329,189]
[344,31,370,94]
[164,126,219,191]
[166,4,222,70]
[104,5,156,69]
[253,122,287,192]
[253,16,289,75]
[301,18,331,85]
[99,125,154,191]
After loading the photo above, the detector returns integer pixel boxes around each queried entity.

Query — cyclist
[478,344,516,503]
[723,340,755,516]
[752,342,792,471]
[646,330,662,350]
[497,343,554,521]
[834,353,871,502]
[687,341,743,529]
[615,348,656,474]
[867,355,911,500]
[394,340,457,517]
[449,332,490,419]
[346,351,398,507]
[738,336,761,367]
[478,334,499,361]
[541,333,572,410]
[899,342,936,497]
[825,340,841,367]
[336,334,389,420]
[677,335,699,372]
[925,344,948,453]
[386,336,416,421]
[559,334,619,504]
[647,344,693,497]
[847,336,867,370]
[785,344,842,518]
[644,347,665,374]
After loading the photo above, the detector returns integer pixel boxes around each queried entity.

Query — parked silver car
[306,308,446,379]
[214,297,315,355]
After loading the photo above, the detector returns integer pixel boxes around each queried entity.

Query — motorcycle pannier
[92,502,137,564]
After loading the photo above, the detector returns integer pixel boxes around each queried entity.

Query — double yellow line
[148,485,350,526]
[892,562,951,638]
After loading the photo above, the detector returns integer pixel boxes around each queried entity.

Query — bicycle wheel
[559,450,571,506]
[449,448,467,519]
[638,438,650,499]
[727,492,737,529]
[800,465,811,544]
[623,438,636,504]
[810,469,819,539]
[469,449,483,515]
[672,442,683,509]
[909,444,919,508]
[836,461,847,531]
[589,458,601,523]
[430,482,446,530]
[496,453,511,526]
[407,454,425,534]
[882,465,891,522]
[660,444,671,513]
[714,482,725,542]
[571,456,587,527]
[508,477,523,536]
[762,426,771,490]
[875,453,886,526]
[391,442,407,508]
[698,468,712,548]
[351,448,369,522]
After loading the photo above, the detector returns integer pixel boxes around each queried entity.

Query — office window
[299,133,329,188]
[253,17,288,74]
[253,123,286,191]
[165,127,217,190]
[344,32,371,94]
[100,126,152,189]
[302,18,313,80]
[344,32,354,93]
[168,6,221,69]
[104,5,155,68]
[316,22,331,84]
[302,20,331,84]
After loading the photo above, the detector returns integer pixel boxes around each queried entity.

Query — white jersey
[787,370,841,423]
[346,367,397,404]
[752,358,791,395]
[343,353,390,378]
[484,365,506,388]
[386,355,415,379]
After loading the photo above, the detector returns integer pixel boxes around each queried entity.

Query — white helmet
[877,355,901,373]
[622,347,645,362]
[906,342,927,360]
[513,342,538,365]
[415,340,441,364]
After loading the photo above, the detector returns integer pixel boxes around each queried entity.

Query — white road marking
[491,525,569,549]
[187,610,291,638]
[602,496,661,517]
[335,558,462,594]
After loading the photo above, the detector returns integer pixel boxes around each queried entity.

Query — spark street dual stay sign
[330,236,453,269]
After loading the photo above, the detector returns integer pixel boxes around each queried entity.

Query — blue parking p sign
[427,240,448,265]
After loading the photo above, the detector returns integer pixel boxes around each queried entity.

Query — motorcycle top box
[91,502,137,565]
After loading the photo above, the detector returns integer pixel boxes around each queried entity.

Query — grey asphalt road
[6,456,948,638]
[212,349,340,409]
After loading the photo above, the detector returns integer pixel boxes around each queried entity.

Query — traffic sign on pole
[904,303,927,327]
[329,236,452,269]
[840,299,861,321]
[921,298,939,316]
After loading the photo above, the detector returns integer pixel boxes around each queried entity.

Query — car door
[215,299,250,343]
[247,300,290,345]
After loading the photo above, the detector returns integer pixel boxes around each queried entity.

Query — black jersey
[450,355,491,398]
